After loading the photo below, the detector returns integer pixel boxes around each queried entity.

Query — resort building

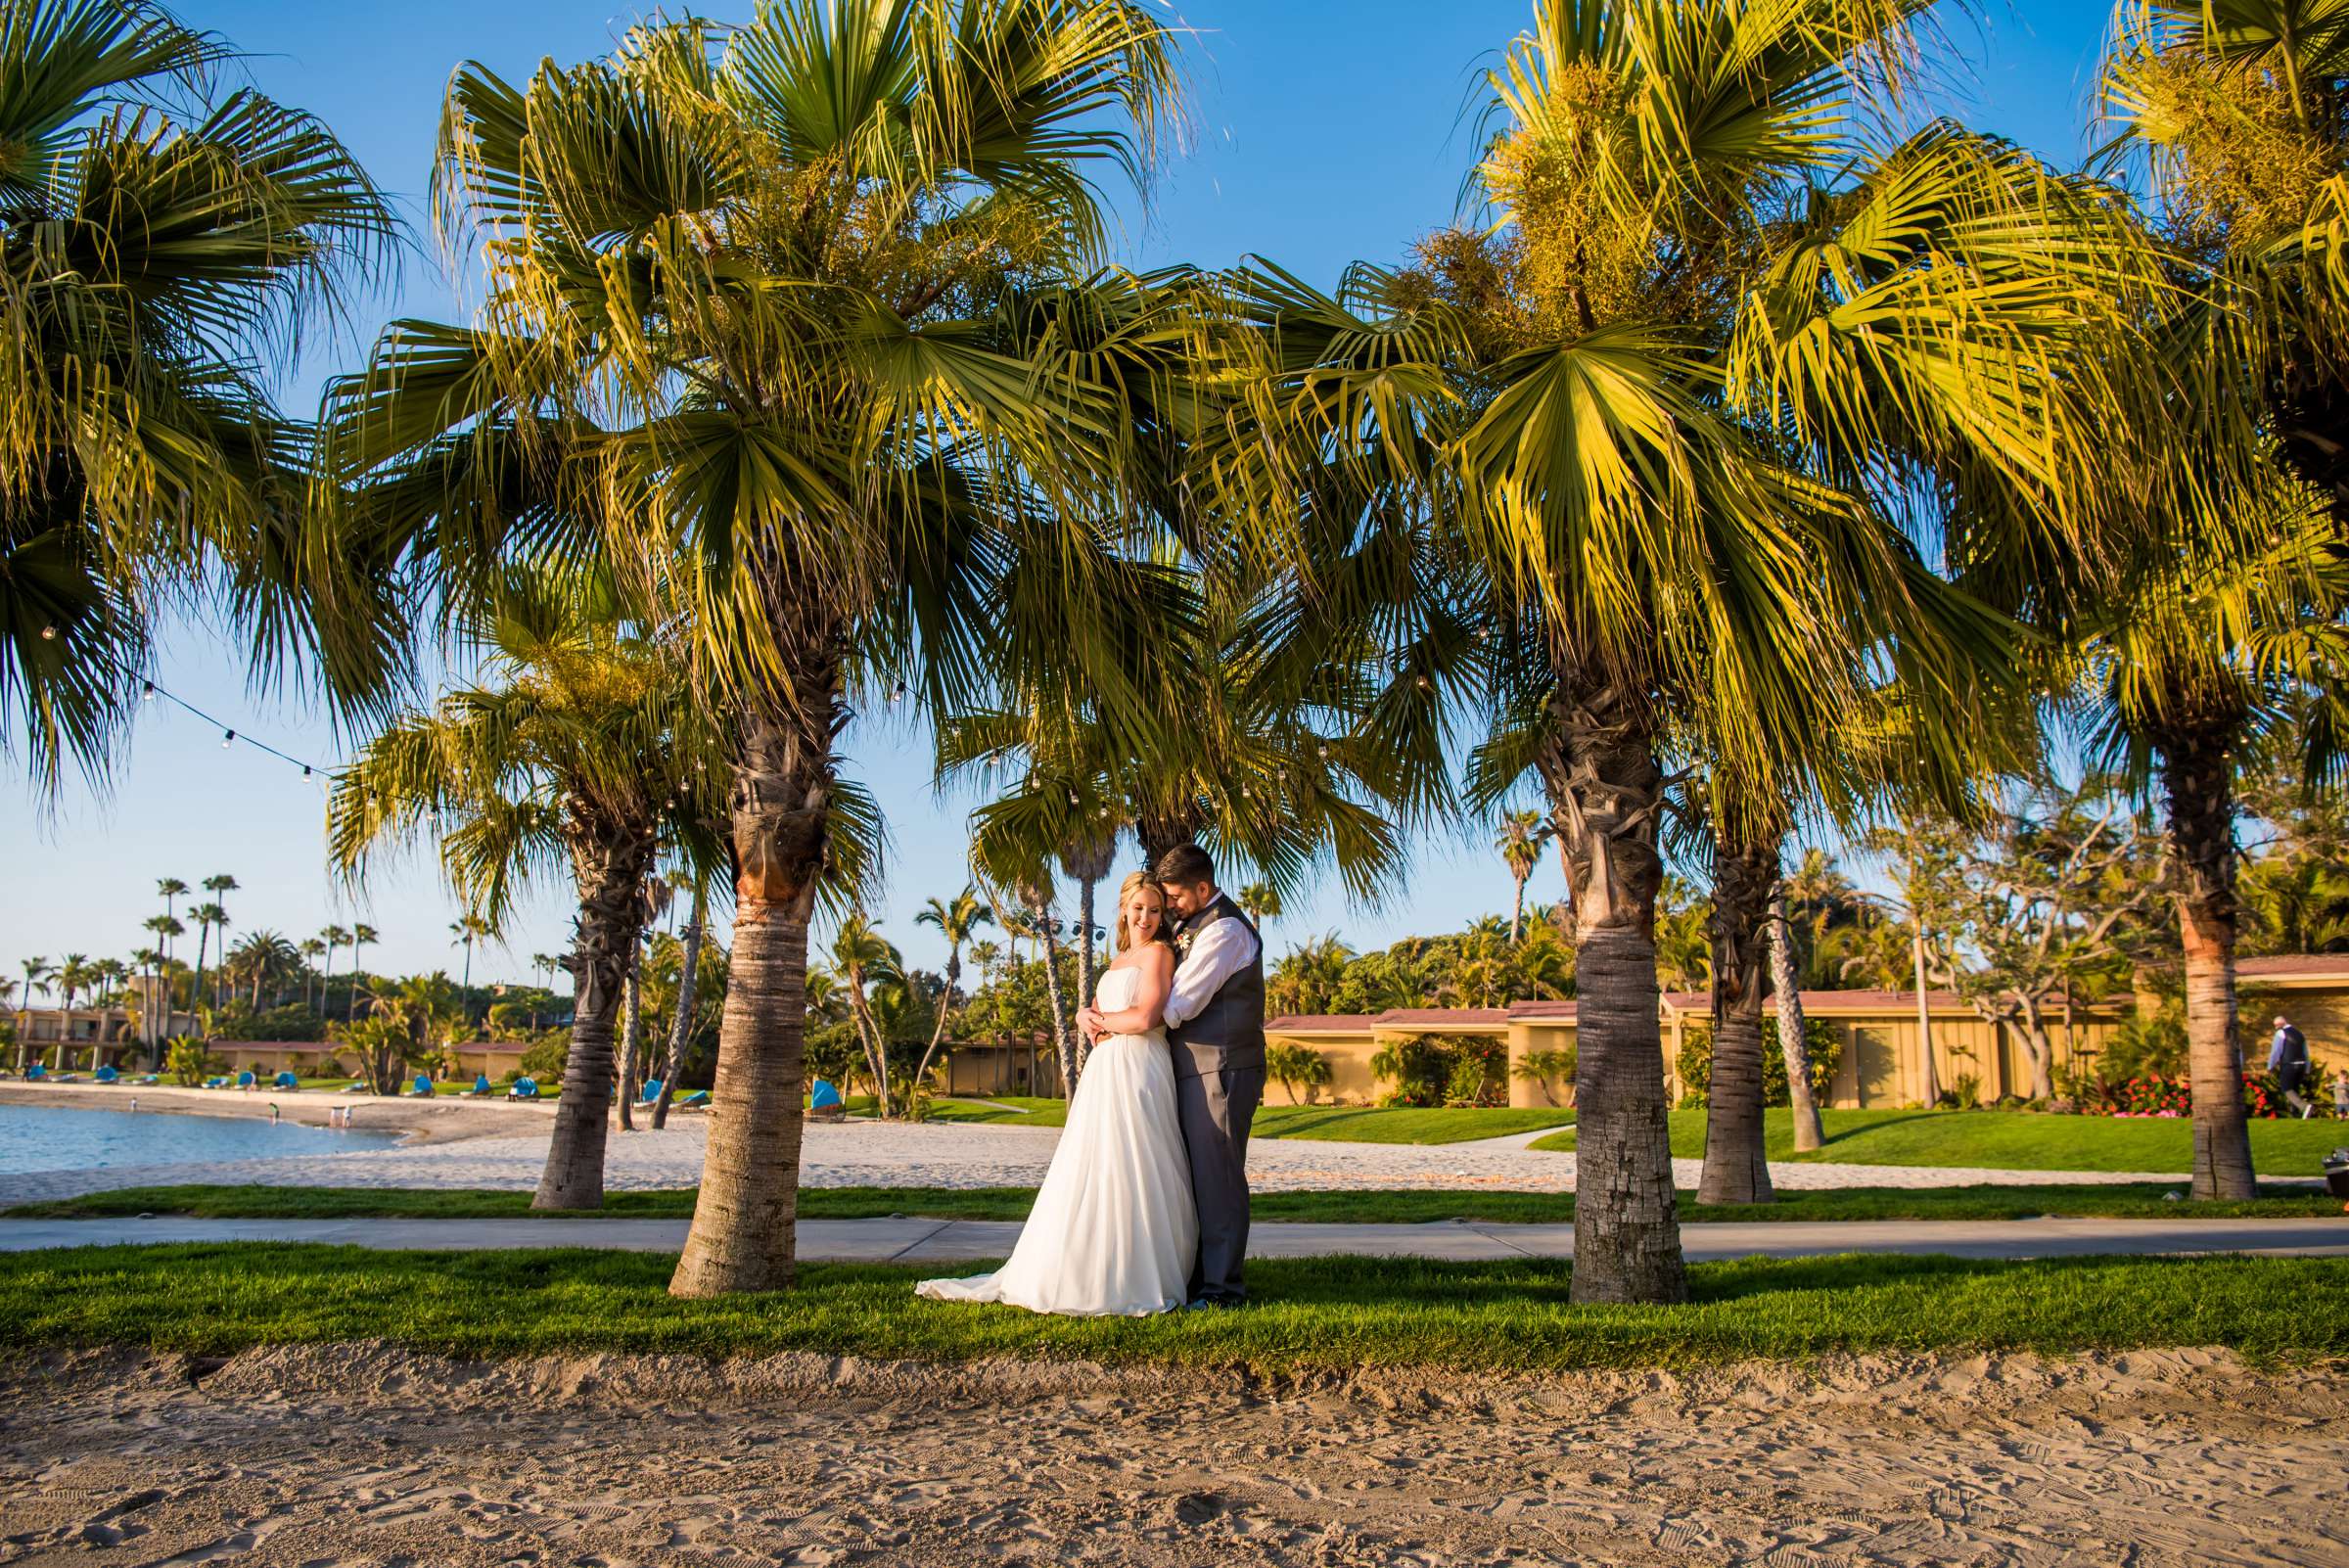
[1253,954,2349,1110]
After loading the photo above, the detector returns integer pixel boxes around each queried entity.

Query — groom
[1080,843,1265,1308]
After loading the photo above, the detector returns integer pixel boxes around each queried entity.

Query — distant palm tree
[187,905,225,1022]
[346,925,379,1021]
[139,916,182,1051]
[1238,882,1283,928]
[228,931,299,1011]
[449,913,494,1009]
[299,940,328,1012]
[318,925,350,1019]
[1495,811,1551,944]
[156,880,188,972]
[13,956,51,1072]
[912,889,992,1114]
[201,876,239,1009]
[830,914,904,1114]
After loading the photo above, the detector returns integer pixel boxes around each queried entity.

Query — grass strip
[12,1181,2341,1223]
[0,1244,2337,1372]
[1527,1108,2349,1176]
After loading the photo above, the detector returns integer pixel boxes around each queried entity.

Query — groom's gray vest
[1168,895,1266,1080]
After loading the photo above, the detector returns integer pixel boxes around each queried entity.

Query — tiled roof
[2238,954,2349,979]
[1266,1014,1381,1033]
[1507,999,1578,1020]
[1375,1007,1510,1028]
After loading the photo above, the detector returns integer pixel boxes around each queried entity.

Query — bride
[916,872,1197,1315]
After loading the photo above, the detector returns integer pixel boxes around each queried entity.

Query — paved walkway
[1,1215,2341,1262]
[0,1114,2231,1208]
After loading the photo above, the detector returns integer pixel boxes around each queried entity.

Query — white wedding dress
[916,965,1197,1315]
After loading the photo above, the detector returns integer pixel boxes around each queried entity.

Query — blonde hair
[1115,871,1172,953]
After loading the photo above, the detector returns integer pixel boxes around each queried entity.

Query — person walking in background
[2270,1015,2315,1119]
[2331,1067,2348,1122]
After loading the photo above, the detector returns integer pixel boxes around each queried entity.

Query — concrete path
[1,1215,2342,1263]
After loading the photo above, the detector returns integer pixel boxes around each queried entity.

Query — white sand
[1,1344,2338,1565]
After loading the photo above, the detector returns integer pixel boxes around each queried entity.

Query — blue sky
[3,0,2117,986]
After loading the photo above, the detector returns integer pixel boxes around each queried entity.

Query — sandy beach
[0,1080,2227,1210]
[0,1343,2336,1565]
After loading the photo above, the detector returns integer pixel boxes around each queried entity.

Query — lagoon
[0,1102,400,1176]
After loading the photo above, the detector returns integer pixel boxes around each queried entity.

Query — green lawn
[14,1180,2340,1223]
[1,1244,2336,1371]
[1527,1108,2349,1176]
[1249,1105,1577,1143]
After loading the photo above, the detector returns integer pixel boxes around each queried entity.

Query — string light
[137,678,335,779]
[39,624,57,641]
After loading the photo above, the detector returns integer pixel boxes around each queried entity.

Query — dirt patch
[1,1343,2339,1564]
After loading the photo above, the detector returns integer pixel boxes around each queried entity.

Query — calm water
[0,1102,401,1176]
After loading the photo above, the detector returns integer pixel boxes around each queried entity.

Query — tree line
[7,0,2348,1307]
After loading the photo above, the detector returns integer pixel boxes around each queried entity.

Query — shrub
[1370,1033,1504,1108]
[1674,1017,1843,1110]
[1265,1041,1334,1104]
[163,1038,218,1086]
[1511,1045,1577,1106]
[518,1030,572,1084]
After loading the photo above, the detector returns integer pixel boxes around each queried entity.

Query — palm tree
[1238,882,1283,928]
[1061,831,1117,1033]
[0,1,398,790]
[330,569,720,1208]
[1494,811,1550,944]
[187,903,225,1022]
[138,916,181,1053]
[449,913,494,1018]
[299,939,328,1013]
[911,889,992,1115]
[127,947,161,1061]
[345,925,379,1021]
[227,931,299,1012]
[327,1,1184,1296]
[200,876,239,1009]
[829,914,904,1113]
[650,877,712,1130]
[2096,3,2349,1199]
[156,880,188,972]
[318,925,349,1020]
[1217,1,2150,1298]
[13,956,49,1071]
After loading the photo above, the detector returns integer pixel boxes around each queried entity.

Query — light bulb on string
[222,730,236,749]
[141,680,156,702]
[39,624,56,641]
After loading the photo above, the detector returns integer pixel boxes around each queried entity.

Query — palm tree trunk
[671,662,838,1297]
[531,813,652,1211]
[191,925,209,1024]
[616,947,642,1132]
[1077,876,1099,1024]
[1537,680,1685,1305]
[2164,734,2257,1199]
[908,951,960,1123]
[1034,905,1077,1092]
[1698,828,1776,1205]
[1510,877,1528,944]
[652,883,706,1130]
[1770,887,1825,1152]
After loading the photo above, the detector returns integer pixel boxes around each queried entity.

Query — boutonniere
[1175,929,1196,955]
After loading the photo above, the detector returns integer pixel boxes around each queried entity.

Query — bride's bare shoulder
[1139,941,1176,977]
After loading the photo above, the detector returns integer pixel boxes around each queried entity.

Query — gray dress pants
[1174,1064,1263,1303]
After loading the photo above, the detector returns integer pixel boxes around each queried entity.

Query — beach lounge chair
[338,1081,367,1092]
[677,1088,711,1110]
[408,1073,435,1096]
[23,1064,44,1082]
[806,1078,846,1123]
[506,1076,540,1101]
[236,1071,256,1090]
[638,1078,664,1106]
[133,1074,159,1085]
[93,1064,117,1084]
[464,1073,492,1097]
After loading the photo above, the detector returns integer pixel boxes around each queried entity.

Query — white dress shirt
[1162,902,1261,1030]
